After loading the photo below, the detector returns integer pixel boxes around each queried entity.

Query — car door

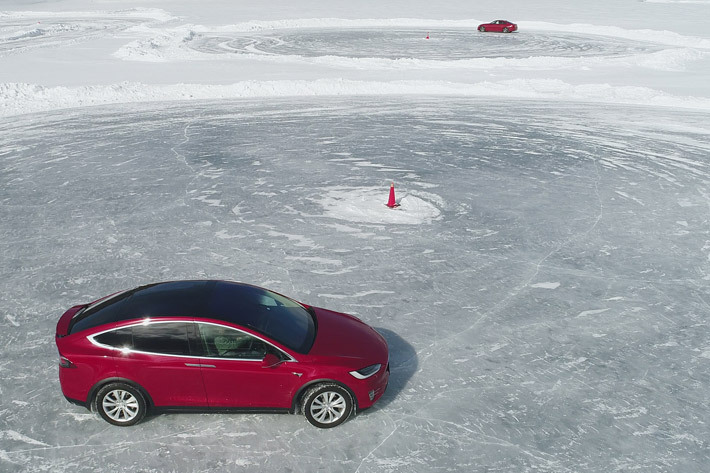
[95,321,208,407]
[194,322,303,408]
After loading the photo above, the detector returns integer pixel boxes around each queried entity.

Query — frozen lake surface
[1,97,709,472]
[2,0,710,470]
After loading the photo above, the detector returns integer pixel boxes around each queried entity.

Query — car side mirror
[262,353,283,368]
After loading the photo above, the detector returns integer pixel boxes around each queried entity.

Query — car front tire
[302,384,353,428]
[503,27,510,33]
[94,382,147,426]
[479,26,486,32]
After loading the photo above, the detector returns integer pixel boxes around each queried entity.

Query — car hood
[308,307,388,362]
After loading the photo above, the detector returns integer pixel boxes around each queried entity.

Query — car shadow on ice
[368,328,418,411]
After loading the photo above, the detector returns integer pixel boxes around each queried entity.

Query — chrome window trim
[88,319,193,358]
[87,319,297,362]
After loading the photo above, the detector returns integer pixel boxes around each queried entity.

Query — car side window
[94,326,132,349]
[133,322,191,355]
[93,322,191,356]
[197,323,274,360]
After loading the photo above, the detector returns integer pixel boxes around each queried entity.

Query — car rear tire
[479,26,485,32]
[302,384,353,428]
[94,382,147,426]
[503,27,510,33]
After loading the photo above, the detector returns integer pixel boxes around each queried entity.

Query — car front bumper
[355,362,389,410]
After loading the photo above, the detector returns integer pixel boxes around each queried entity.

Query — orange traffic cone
[386,182,400,208]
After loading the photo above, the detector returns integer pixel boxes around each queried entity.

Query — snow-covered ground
[1,1,709,472]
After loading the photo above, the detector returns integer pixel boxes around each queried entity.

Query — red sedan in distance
[478,20,518,33]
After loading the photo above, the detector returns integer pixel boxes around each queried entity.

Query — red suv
[55,280,389,428]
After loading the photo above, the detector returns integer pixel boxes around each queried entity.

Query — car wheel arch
[290,379,359,415]
[88,377,154,411]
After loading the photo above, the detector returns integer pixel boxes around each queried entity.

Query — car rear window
[93,327,132,348]
[93,322,191,356]
[132,323,190,355]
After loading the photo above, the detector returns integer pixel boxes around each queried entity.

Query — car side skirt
[65,389,293,416]
[153,406,291,415]
[81,377,361,417]
[64,395,88,408]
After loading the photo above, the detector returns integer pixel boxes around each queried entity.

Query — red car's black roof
[69,280,316,353]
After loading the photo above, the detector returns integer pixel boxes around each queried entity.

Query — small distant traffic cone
[426,32,430,39]
[386,182,400,208]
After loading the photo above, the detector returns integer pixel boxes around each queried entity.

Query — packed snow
[1,0,709,472]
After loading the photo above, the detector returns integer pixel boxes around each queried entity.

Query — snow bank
[197,18,482,32]
[3,79,710,117]
[0,8,174,21]
[521,22,710,50]
[643,0,710,3]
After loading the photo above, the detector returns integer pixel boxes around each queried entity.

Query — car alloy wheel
[479,26,485,32]
[95,382,147,426]
[503,27,510,33]
[302,384,353,428]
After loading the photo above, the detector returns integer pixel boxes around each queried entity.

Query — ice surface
[2,97,709,472]
[1,0,710,472]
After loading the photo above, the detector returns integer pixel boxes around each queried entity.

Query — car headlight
[349,364,382,379]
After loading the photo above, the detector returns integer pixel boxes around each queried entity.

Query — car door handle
[184,363,216,368]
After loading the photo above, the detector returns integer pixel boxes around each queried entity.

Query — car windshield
[69,281,317,353]
[208,282,316,353]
